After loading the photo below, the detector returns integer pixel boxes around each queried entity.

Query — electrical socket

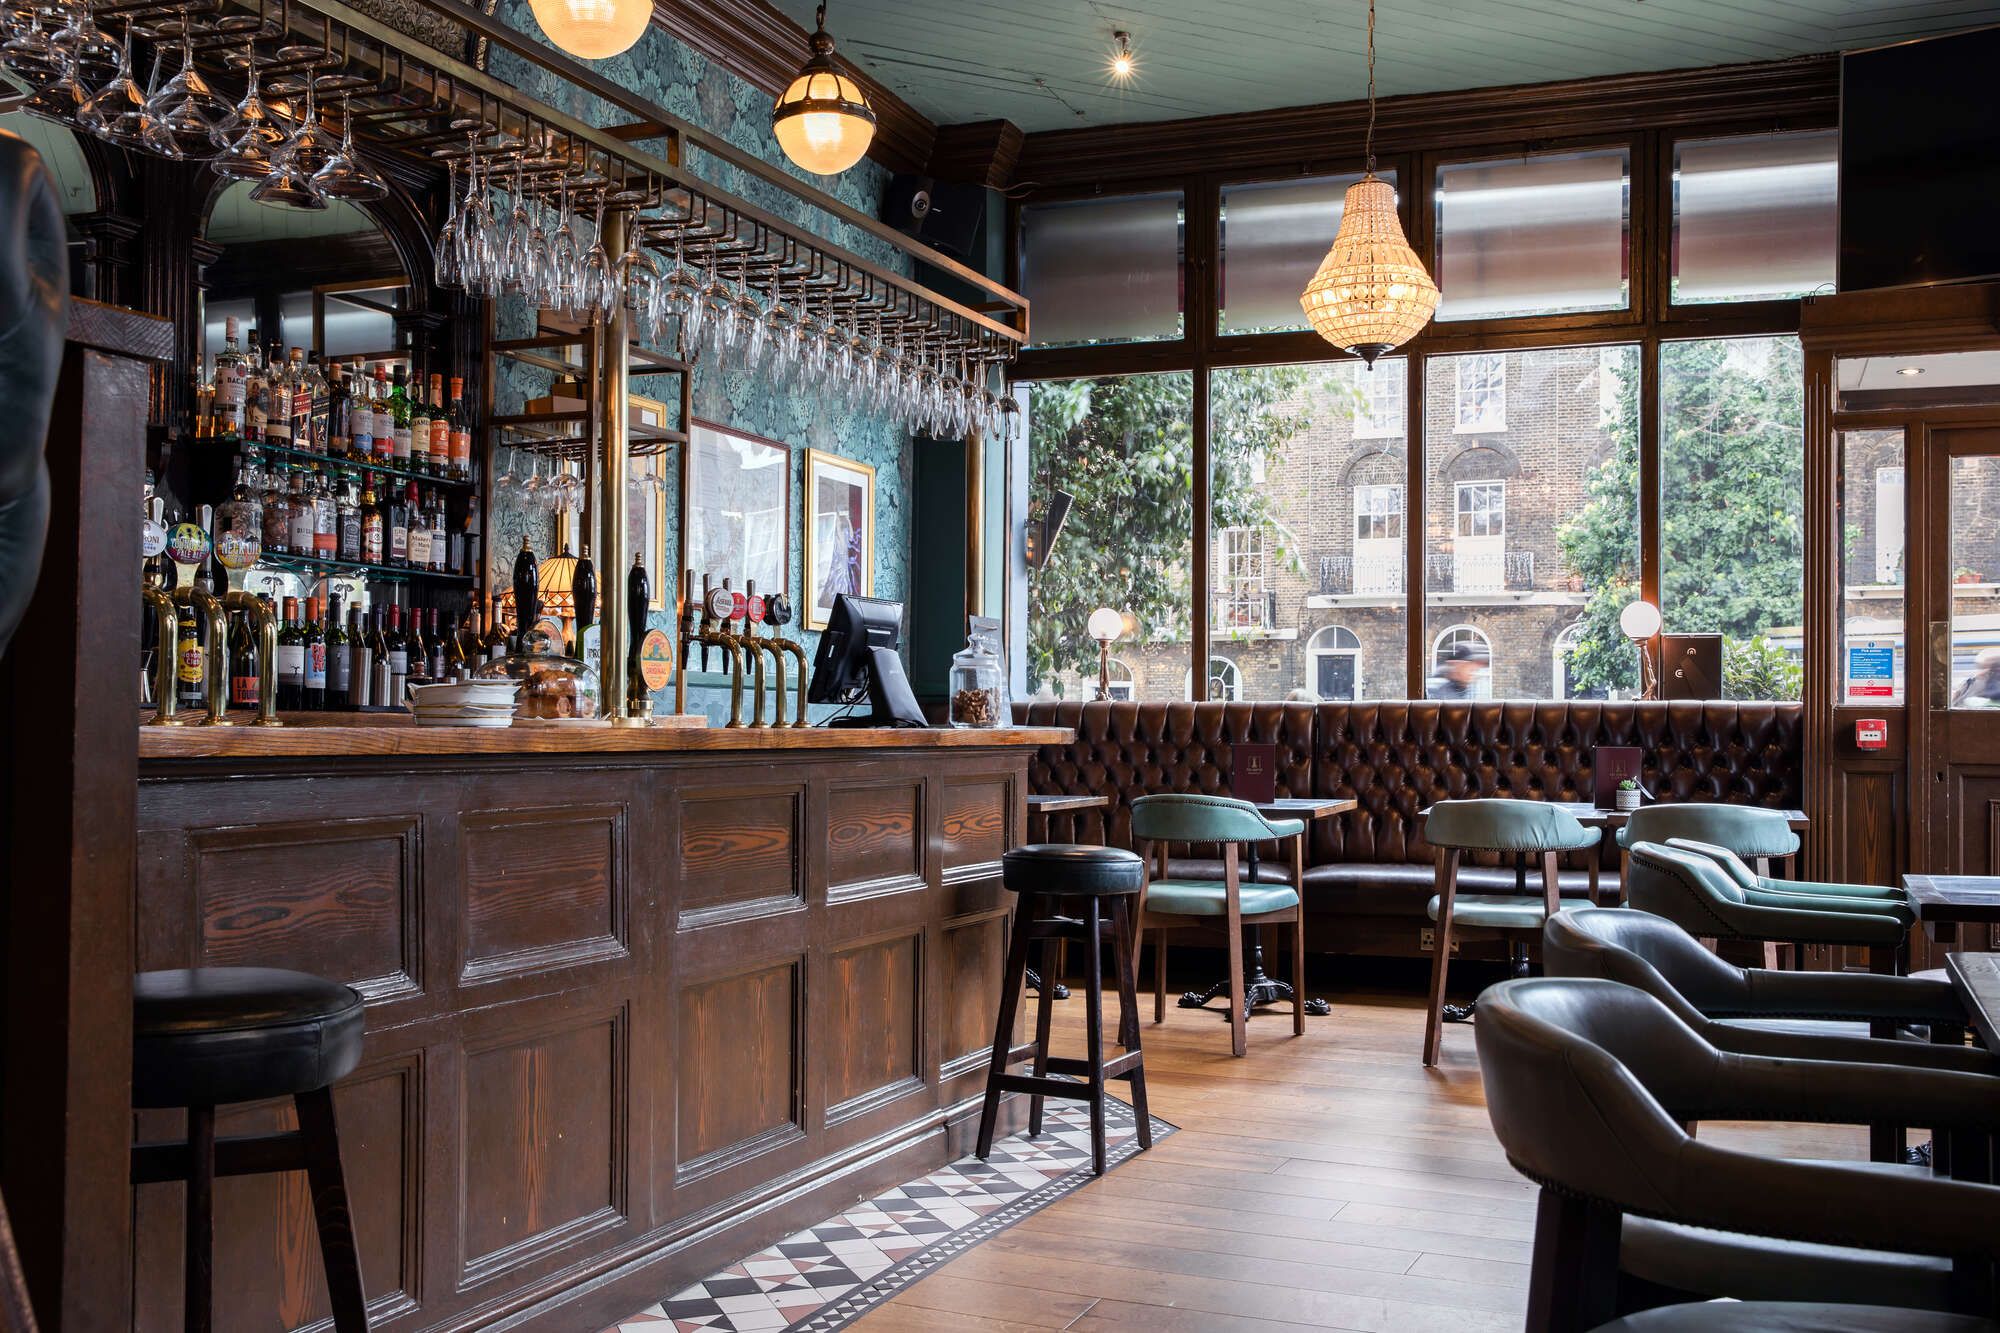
[1418,928,1460,954]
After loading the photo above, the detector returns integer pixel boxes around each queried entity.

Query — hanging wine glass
[3,7,57,85]
[578,188,614,316]
[25,48,92,129]
[47,2,116,75]
[312,95,388,200]
[434,159,462,288]
[77,27,154,146]
[731,254,767,372]
[141,23,228,160]
[212,47,285,180]
[548,177,581,316]
[614,216,660,324]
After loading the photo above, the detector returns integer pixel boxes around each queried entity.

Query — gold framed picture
[802,449,875,631]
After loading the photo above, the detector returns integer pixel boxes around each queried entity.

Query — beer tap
[142,573,183,727]
[165,513,228,725]
[674,570,698,717]
[697,577,746,728]
[625,552,651,719]
[720,578,768,728]
[741,581,781,728]
[762,592,810,728]
[212,499,280,726]
[220,591,282,726]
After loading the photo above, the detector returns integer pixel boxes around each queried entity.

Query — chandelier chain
[1365,0,1377,175]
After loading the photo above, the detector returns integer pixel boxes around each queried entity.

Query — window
[1949,454,2000,709]
[1217,526,1272,634]
[1104,658,1135,701]
[1186,656,1242,701]
[1552,621,1593,699]
[1455,355,1507,433]
[1427,346,1639,699]
[1660,336,1804,700]
[1840,429,1905,703]
[1436,148,1630,321]
[1219,171,1387,334]
[1352,359,1405,438]
[1212,361,1408,699]
[1673,130,1837,305]
[1025,373,1195,701]
[1308,626,1362,701]
[1429,625,1494,699]
[1021,193,1184,348]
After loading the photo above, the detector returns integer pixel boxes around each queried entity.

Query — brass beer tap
[722,578,769,728]
[172,583,231,725]
[761,592,809,728]
[141,583,184,726]
[696,578,746,728]
[742,583,789,727]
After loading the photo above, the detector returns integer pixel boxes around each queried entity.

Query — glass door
[1922,428,2000,875]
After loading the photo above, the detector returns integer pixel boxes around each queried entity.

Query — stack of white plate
[408,680,519,727]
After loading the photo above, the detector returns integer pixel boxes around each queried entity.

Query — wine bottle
[426,608,446,682]
[229,606,260,708]
[388,365,413,469]
[348,605,373,708]
[404,482,428,571]
[276,596,304,711]
[448,376,471,481]
[368,607,391,707]
[428,374,448,477]
[385,603,409,701]
[484,595,510,661]
[448,608,472,681]
[326,594,349,706]
[409,372,432,475]
[303,595,326,710]
[405,604,428,687]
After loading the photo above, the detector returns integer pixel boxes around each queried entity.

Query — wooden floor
[853,984,1866,1333]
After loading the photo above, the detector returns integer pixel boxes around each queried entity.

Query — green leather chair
[1129,793,1305,1057]
[1422,798,1600,1067]
[1627,841,1912,977]
[1615,804,1800,885]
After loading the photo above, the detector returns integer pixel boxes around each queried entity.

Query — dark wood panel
[680,788,803,925]
[462,804,628,982]
[940,778,1008,881]
[676,961,803,1175]
[827,780,924,902]
[190,817,420,1000]
[825,933,923,1122]
[462,1010,627,1280]
[938,911,1009,1081]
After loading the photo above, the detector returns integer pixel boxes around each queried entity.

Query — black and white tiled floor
[605,1098,1174,1333]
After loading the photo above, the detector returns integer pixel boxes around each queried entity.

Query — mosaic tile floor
[606,1096,1174,1333]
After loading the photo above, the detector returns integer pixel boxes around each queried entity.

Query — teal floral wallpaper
[485,4,915,724]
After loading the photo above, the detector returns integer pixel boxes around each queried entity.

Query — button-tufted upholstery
[1017,699,1804,955]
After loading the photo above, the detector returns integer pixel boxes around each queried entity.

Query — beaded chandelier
[1299,1,1440,365]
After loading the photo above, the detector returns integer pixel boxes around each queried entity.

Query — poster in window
[803,449,875,631]
[680,421,791,603]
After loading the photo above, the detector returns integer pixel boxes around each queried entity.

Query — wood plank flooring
[857,986,1865,1332]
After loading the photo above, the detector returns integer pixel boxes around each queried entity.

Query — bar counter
[133,722,1067,1332]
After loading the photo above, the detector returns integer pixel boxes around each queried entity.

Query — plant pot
[1615,789,1642,812]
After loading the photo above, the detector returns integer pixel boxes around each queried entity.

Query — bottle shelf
[256,551,475,585]
[244,439,477,492]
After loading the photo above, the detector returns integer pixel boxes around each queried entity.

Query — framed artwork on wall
[680,421,792,603]
[803,448,875,631]
[626,453,667,611]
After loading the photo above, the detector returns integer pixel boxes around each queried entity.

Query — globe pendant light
[772,3,876,176]
[527,0,650,60]
[1299,0,1439,365]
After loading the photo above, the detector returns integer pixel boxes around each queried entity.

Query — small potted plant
[1615,778,1642,812]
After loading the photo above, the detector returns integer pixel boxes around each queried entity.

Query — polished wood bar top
[139,719,1073,759]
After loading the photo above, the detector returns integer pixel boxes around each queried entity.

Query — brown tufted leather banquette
[1017,700,1804,956]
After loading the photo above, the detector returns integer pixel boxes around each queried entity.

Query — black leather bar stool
[131,968,370,1333]
[975,844,1151,1176]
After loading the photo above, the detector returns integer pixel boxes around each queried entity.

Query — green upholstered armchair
[1421,799,1600,1067]
[1129,794,1305,1057]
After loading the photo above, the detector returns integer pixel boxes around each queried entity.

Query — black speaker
[883,174,984,261]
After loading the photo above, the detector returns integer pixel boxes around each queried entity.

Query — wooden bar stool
[131,967,371,1333]
[975,844,1151,1176]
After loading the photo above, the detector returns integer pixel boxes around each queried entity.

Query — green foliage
[1723,634,1804,702]
[1026,367,1317,694]
[1558,338,1805,700]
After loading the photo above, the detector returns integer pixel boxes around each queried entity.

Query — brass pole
[599,206,632,721]
[964,424,986,619]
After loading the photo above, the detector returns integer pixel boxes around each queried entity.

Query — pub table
[1022,793,1112,1001]
[1178,796,1357,1020]
[1905,875,2000,945]
[1945,951,2000,1052]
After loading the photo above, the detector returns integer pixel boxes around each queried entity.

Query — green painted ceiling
[773,0,2000,133]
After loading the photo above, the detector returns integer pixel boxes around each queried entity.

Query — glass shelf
[256,551,474,585]
[247,439,476,491]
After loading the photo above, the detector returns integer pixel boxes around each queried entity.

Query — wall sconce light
[1088,605,1124,700]
[1620,598,1662,700]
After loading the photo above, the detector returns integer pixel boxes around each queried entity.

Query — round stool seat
[1003,844,1144,897]
[133,967,365,1109]
[1591,1303,1996,1332]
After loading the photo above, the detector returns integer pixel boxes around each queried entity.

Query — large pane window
[1210,361,1409,700]
[1426,346,1640,699]
[1025,373,1194,700]
[1659,336,1805,700]
[1218,171,1388,335]
[1021,193,1184,348]
[1840,428,1905,703]
[1436,148,1630,321]
[1949,455,2000,708]
[1673,130,1837,305]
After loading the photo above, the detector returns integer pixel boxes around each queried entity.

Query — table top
[1253,796,1357,821]
[1946,952,2000,1051]
[1025,793,1111,813]
[1414,800,1806,830]
[1905,875,2000,922]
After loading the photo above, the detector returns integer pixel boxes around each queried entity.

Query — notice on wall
[1847,644,1898,700]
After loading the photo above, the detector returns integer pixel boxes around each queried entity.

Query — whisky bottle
[428,374,448,477]
[312,467,336,560]
[286,465,315,558]
[404,605,428,686]
[409,372,432,475]
[386,482,409,568]
[448,376,471,481]
[325,593,349,707]
[370,365,393,466]
[214,316,248,441]
[336,471,361,563]
[388,365,413,469]
[303,595,327,710]
[360,474,384,565]
[276,596,304,711]
[348,361,374,462]
[404,483,429,571]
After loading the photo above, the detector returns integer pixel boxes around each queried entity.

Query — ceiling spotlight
[1897,365,1926,377]
[1108,30,1136,82]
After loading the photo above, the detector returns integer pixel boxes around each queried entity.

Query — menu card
[1591,746,1646,808]
[1231,743,1278,804]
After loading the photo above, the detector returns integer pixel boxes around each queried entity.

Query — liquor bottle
[448,376,471,481]
[336,471,361,563]
[306,352,330,454]
[426,374,448,476]
[276,595,305,711]
[370,365,394,466]
[386,480,409,568]
[261,351,292,451]
[214,315,248,441]
[286,465,315,560]
[384,603,409,698]
[303,595,327,710]
[261,460,290,555]
[348,604,373,708]
[360,474,384,565]
[228,605,260,708]
[408,372,432,475]
[447,608,471,681]
[484,594,510,661]
[425,608,446,682]
[367,607,390,706]
[388,365,413,469]
[325,593,349,707]
[326,361,349,459]
[427,489,446,573]
[284,348,309,452]
[312,467,337,559]
[404,483,429,571]
[348,360,374,462]
[175,588,205,710]
[405,604,428,686]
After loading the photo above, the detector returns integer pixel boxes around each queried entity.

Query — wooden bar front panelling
[132,740,1033,1332]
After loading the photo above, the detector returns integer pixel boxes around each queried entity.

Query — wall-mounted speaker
[883,174,984,261]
